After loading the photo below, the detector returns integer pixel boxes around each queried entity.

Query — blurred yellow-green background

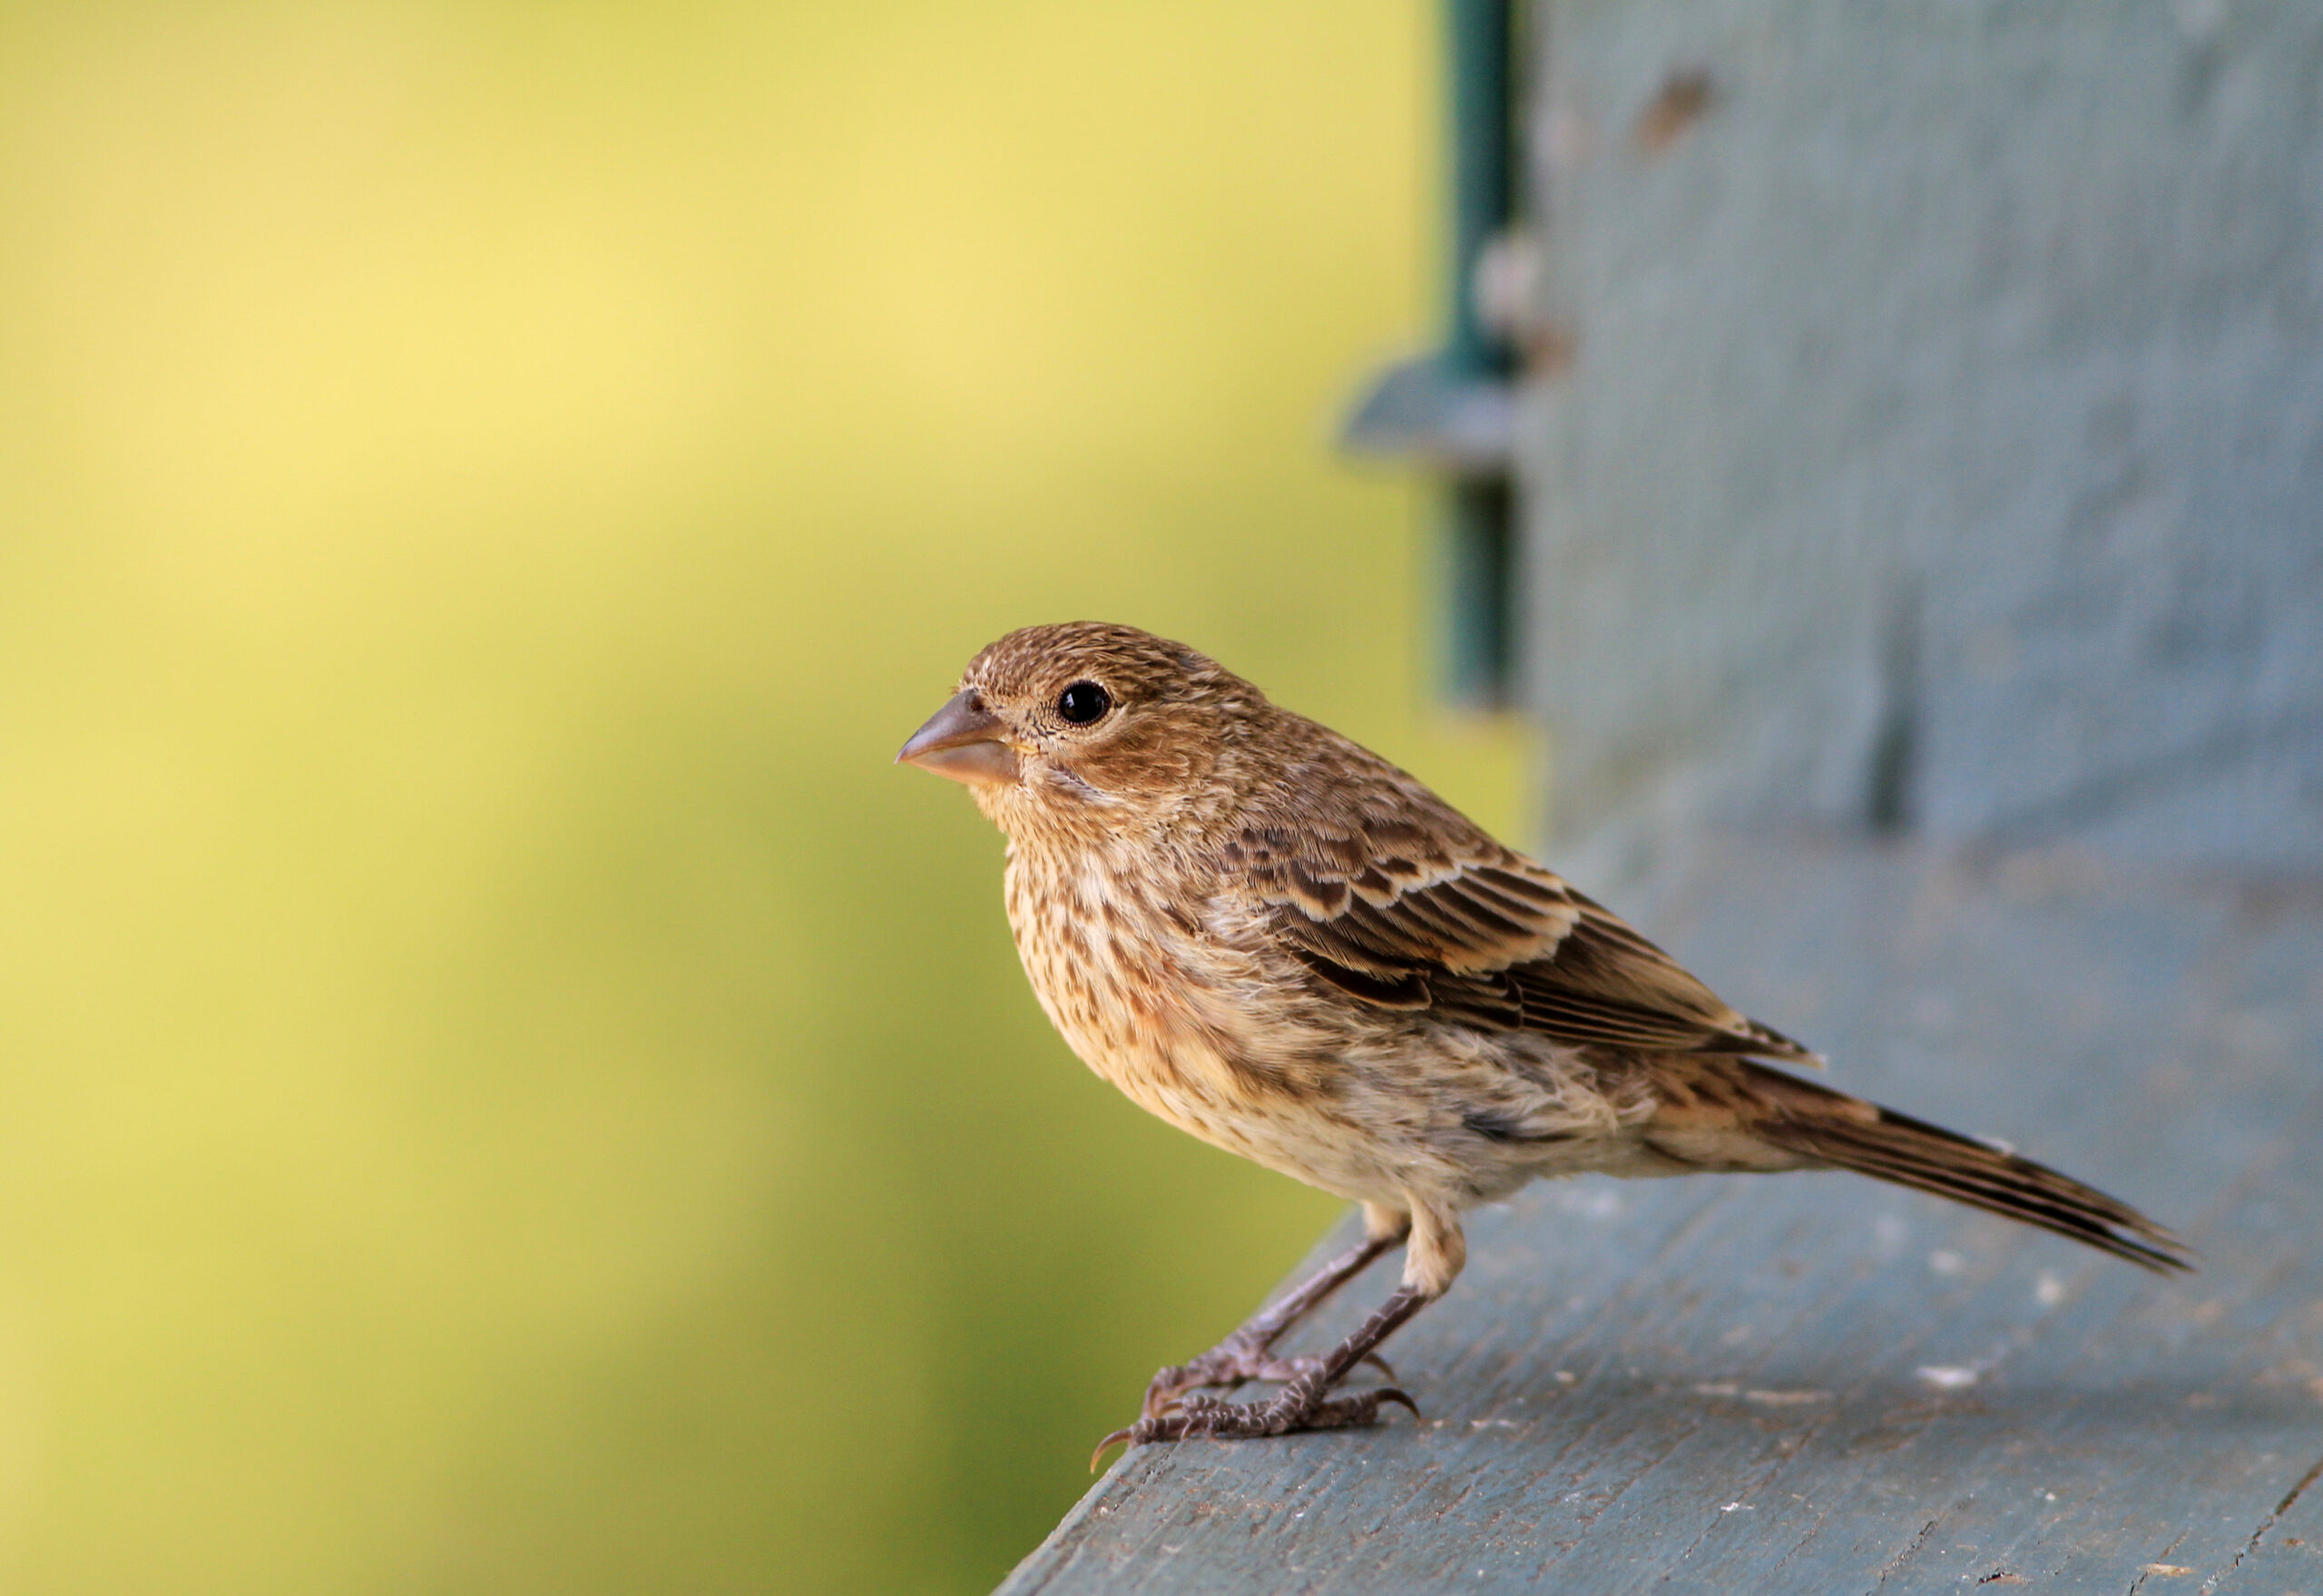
[0,3,1525,1591]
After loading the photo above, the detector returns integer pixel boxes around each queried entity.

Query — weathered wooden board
[995,833,2323,1594]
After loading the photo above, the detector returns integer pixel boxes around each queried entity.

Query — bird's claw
[1101,1384,1417,1460]
[1141,1347,1398,1419]
[1089,1425,1138,1473]
[1142,1343,1313,1417]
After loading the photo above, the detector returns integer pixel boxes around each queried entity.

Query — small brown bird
[897,622,2187,1464]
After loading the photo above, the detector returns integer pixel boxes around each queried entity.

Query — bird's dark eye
[1056,681,1112,725]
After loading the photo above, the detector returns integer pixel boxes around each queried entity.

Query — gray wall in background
[1515,0,2323,881]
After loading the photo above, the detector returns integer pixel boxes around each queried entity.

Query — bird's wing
[1229,813,1818,1062]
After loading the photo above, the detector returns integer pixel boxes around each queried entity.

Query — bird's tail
[1653,1058,2192,1273]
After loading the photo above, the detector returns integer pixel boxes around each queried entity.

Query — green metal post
[1438,0,1515,709]
[1445,0,1515,384]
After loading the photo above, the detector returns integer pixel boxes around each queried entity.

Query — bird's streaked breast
[1000,842,1331,1156]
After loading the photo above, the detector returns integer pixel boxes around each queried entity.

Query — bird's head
[896,622,1265,841]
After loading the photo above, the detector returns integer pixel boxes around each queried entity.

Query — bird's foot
[1093,1382,1418,1470]
[1142,1338,1395,1419]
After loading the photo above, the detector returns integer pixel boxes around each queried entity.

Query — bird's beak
[896,690,1022,785]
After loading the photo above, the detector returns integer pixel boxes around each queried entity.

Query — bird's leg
[1093,1203,1460,1464]
[1139,1206,1407,1419]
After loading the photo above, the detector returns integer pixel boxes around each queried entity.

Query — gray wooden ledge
[997,831,2323,1594]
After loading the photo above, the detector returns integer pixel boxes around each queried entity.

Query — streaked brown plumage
[897,622,2188,1462]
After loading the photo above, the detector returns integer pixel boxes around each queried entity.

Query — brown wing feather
[1229,786,1817,1062]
